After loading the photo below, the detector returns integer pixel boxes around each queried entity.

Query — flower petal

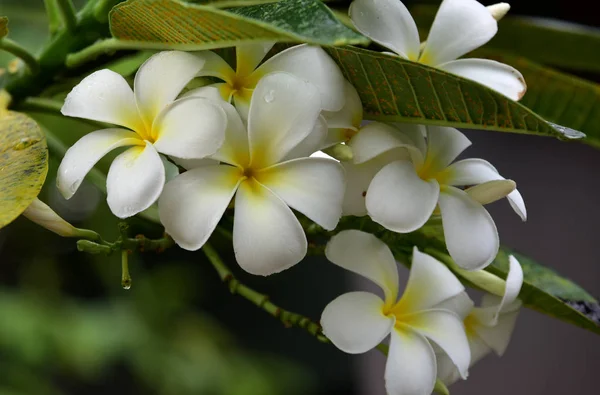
[507,189,527,221]
[236,42,275,77]
[349,122,421,165]
[420,0,497,66]
[284,115,328,160]
[247,73,321,168]
[436,352,462,386]
[210,100,251,167]
[478,255,524,325]
[134,51,206,128]
[395,123,427,164]
[57,129,142,199]
[325,230,399,305]
[152,97,226,159]
[322,80,363,130]
[465,179,516,205]
[439,58,527,101]
[438,186,499,270]
[385,327,437,395]
[158,165,242,250]
[194,50,236,82]
[252,44,345,111]
[106,142,165,218]
[257,157,344,230]
[232,87,254,121]
[435,291,475,320]
[366,160,439,233]
[472,310,519,356]
[233,179,307,275]
[182,83,231,102]
[321,291,393,354]
[425,126,471,173]
[402,309,471,379]
[349,0,421,60]
[62,70,144,132]
[397,247,465,312]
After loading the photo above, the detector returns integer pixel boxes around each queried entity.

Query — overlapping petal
[106,142,165,218]
[158,165,242,251]
[349,0,421,60]
[61,70,144,132]
[233,179,307,275]
[424,126,471,174]
[472,310,520,356]
[325,230,399,304]
[420,0,497,66]
[435,291,475,320]
[438,186,499,270]
[322,80,363,131]
[284,116,328,160]
[257,158,345,230]
[349,122,420,164]
[57,128,142,199]
[247,73,321,168]
[253,45,346,111]
[194,50,236,83]
[366,160,439,233]
[236,42,275,77]
[321,291,394,354]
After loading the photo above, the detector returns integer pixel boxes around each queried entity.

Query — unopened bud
[321,143,354,162]
[487,3,511,21]
[465,179,516,205]
[23,198,100,240]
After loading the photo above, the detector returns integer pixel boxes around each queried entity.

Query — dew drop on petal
[264,90,275,103]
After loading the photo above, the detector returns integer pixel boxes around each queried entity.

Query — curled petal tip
[487,3,511,21]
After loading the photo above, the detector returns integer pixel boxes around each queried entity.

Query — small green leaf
[325,45,584,140]
[109,0,367,49]
[0,111,48,228]
[0,17,7,39]
[471,50,600,148]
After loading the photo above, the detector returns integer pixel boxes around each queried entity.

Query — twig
[202,242,328,342]
[55,0,78,33]
[0,38,40,74]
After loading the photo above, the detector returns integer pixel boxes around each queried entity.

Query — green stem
[55,0,78,33]
[121,250,132,289]
[0,38,40,74]
[202,242,328,342]
[21,97,63,113]
[66,38,159,68]
[43,0,62,36]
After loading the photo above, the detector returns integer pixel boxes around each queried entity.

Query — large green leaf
[109,0,368,49]
[0,111,48,228]
[472,50,600,148]
[325,45,584,139]
[411,5,600,73]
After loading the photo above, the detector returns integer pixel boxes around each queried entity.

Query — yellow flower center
[416,157,454,185]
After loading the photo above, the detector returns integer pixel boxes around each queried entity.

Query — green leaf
[471,49,600,148]
[109,0,368,49]
[412,5,600,73]
[325,45,584,140]
[0,111,48,228]
[0,16,7,38]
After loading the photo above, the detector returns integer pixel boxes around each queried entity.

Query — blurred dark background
[0,0,599,394]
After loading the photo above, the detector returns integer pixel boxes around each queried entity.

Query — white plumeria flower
[58,51,227,218]
[321,230,471,395]
[349,0,527,100]
[186,43,346,120]
[436,255,523,385]
[159,73,345,276]
[359,125,525,270]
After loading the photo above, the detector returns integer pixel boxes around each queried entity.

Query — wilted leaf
[109,0,367,49]
[325,45,584,139]
[0,16,8,38]
[0,111,48,228]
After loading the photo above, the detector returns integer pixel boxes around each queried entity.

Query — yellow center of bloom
[463,313,478,337]
[416,156,454,185]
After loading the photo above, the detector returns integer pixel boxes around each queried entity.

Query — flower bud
[487,3,511,21]
[23,198,99,239]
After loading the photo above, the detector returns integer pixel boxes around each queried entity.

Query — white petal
[349,122,421,165]
[253,44,346,111]
[257,158,345,230]
[395,123,427,163]
[366,160,439,233]
[152,97,226,159]
[385,327,437,395]
[438,186,499,270]
[284,115,328,160]
[106,142,165,218]
[321,291,393,354]
[469,332,494,364]
[210,100,251,167]
[62,70,144,132]
[236,42,275,77]
[158,165,242,250]
[402,309,470,379]
[134,51,206,127]
[342,156,394,216]
[161,156,180,182]
[439,58,527,101]
[322,80,363,130]
[465,179,516,205]
[349,0,421,60]
[182,83,230,102]
[481,255,524,325]
[247,73,321,168]
[233,179,307,275]
[57,129,142,199]
[436,352,462,386]
[472,310,519,356]
[507,189,527,221]
[326,230,399,304]
[425,126,471,173]
[232,89,253,122]
[420,0,497,66]
[194,50,236,82]
[435,291,475,320]
[396,248,465,312]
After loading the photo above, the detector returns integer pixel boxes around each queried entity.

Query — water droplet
[13,137,40,150]
[70,180,81,194]
[264,90,275,103]
[121,279,132,290]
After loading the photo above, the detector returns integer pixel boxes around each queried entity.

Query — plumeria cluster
[56,0,528,393]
